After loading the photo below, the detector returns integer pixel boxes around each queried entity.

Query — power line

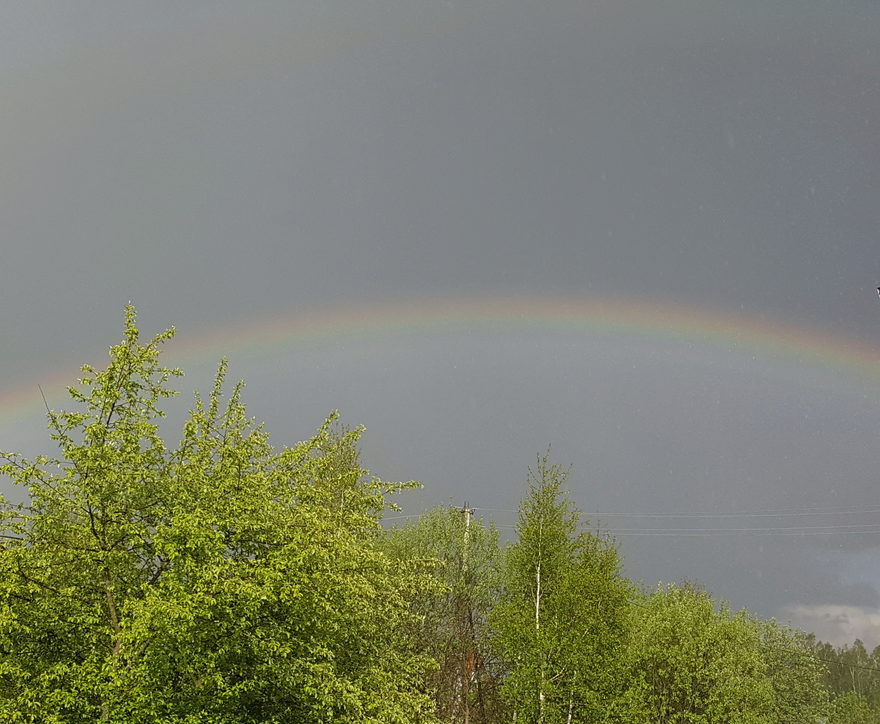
[613,529,880,537]
[816,655,880,675]
[613,523,880,533]
[473,504,880,519]
[592,507,880,519]
[383,503,880,536]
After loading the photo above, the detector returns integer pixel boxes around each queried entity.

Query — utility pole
[460,501,474,571]
[457,502,476,724]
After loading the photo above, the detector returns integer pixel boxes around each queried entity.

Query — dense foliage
[0,309,875,722]
[0,309,435,723]
[812,638,880,722]
[490,457,631,723]
[384,507,503,723]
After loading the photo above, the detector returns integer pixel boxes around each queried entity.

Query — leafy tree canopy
[0,308,857,724]
[490,455,632,724]
[0,307,436,723]
[385,506,504,723]
[621,584,774,724]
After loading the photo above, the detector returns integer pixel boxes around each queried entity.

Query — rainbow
[3,294,880,434]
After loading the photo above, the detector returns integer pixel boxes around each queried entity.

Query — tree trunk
[535,562,544,722]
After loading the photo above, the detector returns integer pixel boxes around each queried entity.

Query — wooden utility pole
[460,502,474,571]
[458,502,476,724]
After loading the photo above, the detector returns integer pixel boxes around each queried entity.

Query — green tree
[813,637,880,722]
[828,691,880,724]
[620,585,774,724]
[758,620,828,722]
[490,455,631,723]
[385,506,504,723]
[0,307,436,723]
[830,639,880,704]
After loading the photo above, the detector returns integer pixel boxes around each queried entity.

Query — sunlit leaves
[0,308,436,722]
[621,585,774,724]
[490,455,632,723]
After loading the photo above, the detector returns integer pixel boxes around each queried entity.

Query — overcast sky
[2,1,880,646]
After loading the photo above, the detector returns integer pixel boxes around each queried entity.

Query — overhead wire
[815,655,880,674]
[472,504,880,519]
[590,507,880,519]
[383,503,880,536]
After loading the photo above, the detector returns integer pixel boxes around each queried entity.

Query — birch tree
[490,455,631,723]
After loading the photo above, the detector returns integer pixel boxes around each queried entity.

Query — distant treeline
[0,307,875,723]
[811,638,880,722]
[385,497,880,724]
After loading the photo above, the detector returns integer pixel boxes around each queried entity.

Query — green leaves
[621,585,775,724]
[828,691,880,724]
[0,307,849,722]
[0,307,436,723]
[491,454,632,723]
[759,619,829,722]
[385,507,504,722]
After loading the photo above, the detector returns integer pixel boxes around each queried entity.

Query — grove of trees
[0,308,876,722]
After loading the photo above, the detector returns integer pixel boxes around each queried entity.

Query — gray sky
[2,0,880,645]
